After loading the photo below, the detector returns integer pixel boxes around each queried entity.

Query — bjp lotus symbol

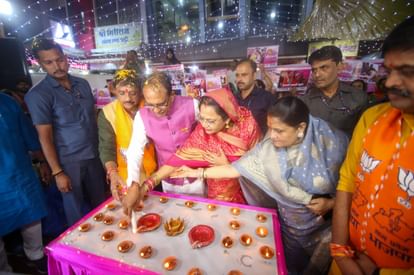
[398,167,414,209]
[360,151,381,174]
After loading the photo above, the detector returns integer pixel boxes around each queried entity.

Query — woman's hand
[109,171,126,201]
[306,197,334,216]
[170,166,198,178]
[122,182,147,217]
[204,149,229,166]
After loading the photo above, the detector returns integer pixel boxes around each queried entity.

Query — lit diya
[103,215,114,225]
[101,230,115,241]
[188,225,215,249]
[229,220,240,230]
[139,246,153,259]
[93,213,104,222]
[239,234,253,246]
[159,196,168,203]
[255,226,268,238]
[185,201,195,208]
[117,240,134,253]
[164,217,185,236]
[163,256,178,271]
[78,223,91,232]
[118,219,129,230]
[188,267,203,275]
[259,245,275,259]
[137,213,161,233]
[228,270,243,275]
[221,236,234,248]
[207,204,216,211]
[105,203,117,210]
[230,207,240,216]
[256,214,267,223]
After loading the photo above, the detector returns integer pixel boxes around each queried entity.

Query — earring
[297,132,304,138]
[225,122,230,129]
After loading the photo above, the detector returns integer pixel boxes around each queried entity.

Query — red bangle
[330,243,355,258]
[144,177,156,192]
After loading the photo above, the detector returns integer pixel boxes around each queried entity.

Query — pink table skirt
[46,191,287,275]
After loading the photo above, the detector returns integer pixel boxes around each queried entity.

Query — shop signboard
[94,23,142,49]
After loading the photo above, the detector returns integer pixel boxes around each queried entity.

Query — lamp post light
[0,0,12,38]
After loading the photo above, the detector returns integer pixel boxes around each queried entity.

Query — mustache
[385,87,411,98]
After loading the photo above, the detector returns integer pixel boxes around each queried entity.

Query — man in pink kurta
[126,72,198,192]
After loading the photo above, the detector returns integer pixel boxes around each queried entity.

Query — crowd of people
[0,16,413,275]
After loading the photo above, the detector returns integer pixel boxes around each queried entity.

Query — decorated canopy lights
[291,0,413,41]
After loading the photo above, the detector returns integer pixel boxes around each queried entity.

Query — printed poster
[271,65,312,92]
[247,46,279,68]
[152,64,186,95]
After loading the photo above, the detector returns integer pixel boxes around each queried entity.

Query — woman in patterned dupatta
[172,96,348,274]
[124,88,261,204]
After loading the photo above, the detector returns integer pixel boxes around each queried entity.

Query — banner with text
[94,23,142,49]
[308,40,359,58]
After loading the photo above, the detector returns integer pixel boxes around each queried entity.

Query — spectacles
[197,115,220,126]
[144,97,170,110]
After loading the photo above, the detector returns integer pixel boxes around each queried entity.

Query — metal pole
[198,0,205,43]
[115,0,120,24]
[92,0,98,27]
[65,0,69,24]
[140,0,148,43]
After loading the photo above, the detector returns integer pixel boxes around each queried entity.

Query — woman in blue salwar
[172,96,348,274]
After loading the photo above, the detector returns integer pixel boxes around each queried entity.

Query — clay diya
[163,256,177,271]
[139,246,153,259]
[188,225,215,249]
[93,213,104,222]
[222,236,234,248]
[229,220,240,230]
[105,203,117,210]
[256,214,267,223]
[255,226,268,238]
[101,230,115,241]
[185,201,195,208]
[118,219,129,230]
[239,234,253,246]
[137,213,161,233]
[228,270,243,275]
[103,215,114,225]
[159,196,168,203]
[78,223,91,232]
[230,207,240,216]
[164,217,185,236]
[207,204,216,211]
[259,245,275,259]
[117,240,133,253]
[188,267,203,275]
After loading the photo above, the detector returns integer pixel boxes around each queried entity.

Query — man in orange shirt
[331,17,414,275]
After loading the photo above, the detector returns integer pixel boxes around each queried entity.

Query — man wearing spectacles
[126,72,199,193]
[300,46,369,137]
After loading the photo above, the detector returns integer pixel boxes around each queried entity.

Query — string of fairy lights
[2,0,408,66]
[5,0,302,59]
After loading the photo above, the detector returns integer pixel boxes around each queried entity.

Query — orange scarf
[103,100,157,181]
[350,108,414,268]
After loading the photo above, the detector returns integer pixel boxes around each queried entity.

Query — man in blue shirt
[0,93,48,273]
[25,38,106,226]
